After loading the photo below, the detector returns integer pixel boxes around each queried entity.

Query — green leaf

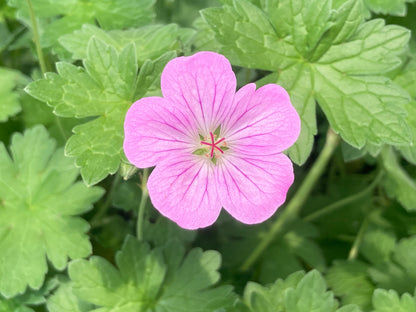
[326,260,375,310]
[394,55,416,164]
[59,24,194,66]
[26,38,139,185]
[0,67,27,122]
[244,271,305,312]
[363,0,416,16]
[361,225,396,265]
[7,0,156,57]
[200,0,412,164]
[46,276,92,312]
[381,147,416,211]
[314,66,411,148]
[284,270,338,312]
[68,236,235,312]
[372,289,416,312]
[369,236,416,294]
[259,219,326,283]
[0,126,104,297]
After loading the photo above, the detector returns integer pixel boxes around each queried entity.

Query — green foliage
[368,235,416,294]
[2,0,416,311]
[26,38,174,185]
[381,147,416,211]
[7,0,156,57]
[372,289,416,312]
[68,236,236,311]
[200,0,412,164]
[0,68,27,122]
[363,0,416,16]
[244,270,362,312]
[59,24,195,66]
[0,126,103,297]
[326,260,375,310]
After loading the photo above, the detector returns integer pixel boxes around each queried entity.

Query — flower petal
[123,97,195,168]
[147,155,221,230]
[223,84,301,154]
[161,51,237,134]
[217,153,294,224]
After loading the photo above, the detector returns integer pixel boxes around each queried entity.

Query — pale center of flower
[192,128,228,164]
[201,132,227,158]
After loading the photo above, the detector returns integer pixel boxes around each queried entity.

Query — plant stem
[304,170,384,222]
[90,173,121,227]
[137,168,149,241]
[240,128,340,272]
[348,215,370,260]
[26,0,47,74]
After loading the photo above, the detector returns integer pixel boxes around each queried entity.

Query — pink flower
[123,52,300,230]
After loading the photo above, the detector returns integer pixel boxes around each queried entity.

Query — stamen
[199,131,226,159]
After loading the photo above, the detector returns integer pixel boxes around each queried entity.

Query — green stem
[90,173,122,227]
[26,0,47,74]
[304,170,384,222]
[240,128,340,272]
[137,168,149,241]
[348,215,370,260]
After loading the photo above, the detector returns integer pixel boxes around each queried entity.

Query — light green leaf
[326,260,375,310]
[200,0,411,164]
[59,24,194,66]
[372,289,416,312]
[361,225,397,265]
[259,219,326,283]
[394,55,416,164]
[314,65,411,148]
[7,0,156,57]
[369,236,416,294]
[46,276,93,312]
[244,271,305,312]
[0,68,27,122]
[381,147,416,211]
[68,236,235,312]
[26,38,139,185]
[363,0,416,16]
[0,126,104,297]
[284,270,338,312]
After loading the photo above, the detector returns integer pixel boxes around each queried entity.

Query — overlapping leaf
[26,38,174,185]
[0,68,27,122]
[59,24,195,66]
[7,0,155,57]
[0,126,103,297]
[372,289,416,312]
[368,235,416,294]
[200,0,411,164]
[363,0,416,16]
[244,270,362,312]
[68,236,236,311]
[381,147,416,212]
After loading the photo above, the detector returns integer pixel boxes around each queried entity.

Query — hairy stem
[137,168,149,241]
[26,0,47,74]
[304,170,384,222]
[90,173,122,227]
[240,128,340,272]
[348,215,370,260]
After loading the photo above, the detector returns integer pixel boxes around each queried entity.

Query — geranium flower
[124,52,300,230]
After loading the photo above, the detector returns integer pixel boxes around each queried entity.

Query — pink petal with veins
[161,51,236,133]
[147,155,221,230]
[217,153,294,224]
[123,97,194,168]
[224,84,301,155]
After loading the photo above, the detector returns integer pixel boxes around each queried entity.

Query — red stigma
[200,132,226,158]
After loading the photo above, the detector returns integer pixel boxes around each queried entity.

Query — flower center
[192,128,228,164]
[201,132,226,158]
